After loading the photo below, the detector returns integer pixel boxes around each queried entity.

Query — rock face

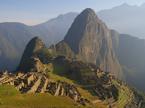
[17,37,45,72]
[56,8,122,78]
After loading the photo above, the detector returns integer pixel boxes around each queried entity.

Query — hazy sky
[0,0,145,25]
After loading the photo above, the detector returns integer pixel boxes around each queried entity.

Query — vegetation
[0,85,89,108]
[37,48,56,63]
[48,72,74,84]
[112,80,131,108]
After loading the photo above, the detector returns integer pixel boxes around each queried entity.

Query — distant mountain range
[111,32,145,91]
[0,12,77,71]
[98,3,145,39]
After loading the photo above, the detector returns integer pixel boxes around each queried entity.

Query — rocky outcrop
[17,37,45,72]
[55,8,122,78]
[52,41,75,59]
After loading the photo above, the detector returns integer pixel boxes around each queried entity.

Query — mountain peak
[64,8,99,53]
[30,36,44,45]
[17,37,45,72]
[25,37,45,55]
[81,8,96,15]
[59,8,122,77]
[79,8,97,21]
[118,3,137,8]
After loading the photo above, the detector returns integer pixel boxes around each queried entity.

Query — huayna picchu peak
[0,7,145,108]
[55,8,122,78]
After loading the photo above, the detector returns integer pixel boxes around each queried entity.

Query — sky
[0,0,145,25]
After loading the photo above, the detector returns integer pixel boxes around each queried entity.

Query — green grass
[0,85,20,96]
[48,72,74,84]
[0,85,89,108]
[112,80,132,108]
[117,87,130,108]
[53,63,68,75]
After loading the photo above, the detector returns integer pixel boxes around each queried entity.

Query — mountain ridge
[98,3,145,39]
